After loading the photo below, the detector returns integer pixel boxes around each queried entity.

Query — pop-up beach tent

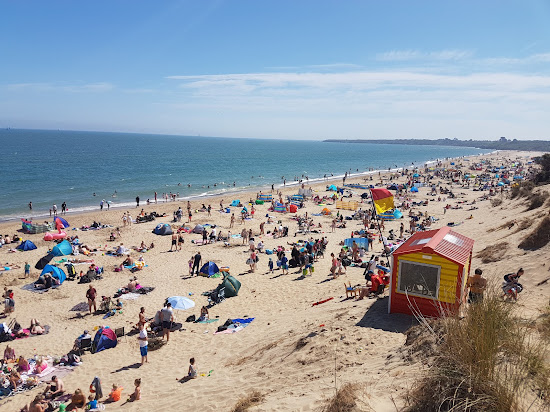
[215,274,241,298]
[199,261,220,277]
[231,200,241,207]
[54,216,70,228]
[93,327,117,353]
[17,240,37,251]
[192,224,204,234]
[153,223,173,235]
[52,240,72,256]
[327,185,337,191]
[41,264,67,284]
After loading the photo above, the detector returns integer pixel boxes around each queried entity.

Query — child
[109,383,123,402]
[268,257,274,274]
[188,358,197,379]
[188,259,193,276]
[87,394,98,410]
[128,378,141,402]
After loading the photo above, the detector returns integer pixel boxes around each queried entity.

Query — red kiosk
[388,226,474,317]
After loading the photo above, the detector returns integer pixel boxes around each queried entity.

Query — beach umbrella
[410,187,419,193]
[166,296,195,310]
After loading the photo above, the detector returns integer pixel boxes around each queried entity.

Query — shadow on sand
[356,297,417,333]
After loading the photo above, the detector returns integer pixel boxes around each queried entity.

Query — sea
[0,129,491,221]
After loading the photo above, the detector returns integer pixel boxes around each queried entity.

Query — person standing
[86,284,97,314]
[170,233,178,252]
[24,262,30,278]
[136,196,140,207]
[138,323,148,364]
[161,302,174,342]
[61,202,67,215]
[52,204,58,216]
[100,200,104,211]
[230,213,235,228]
[154,191,157,204]
[28,202,32,211]
[467,268,487,303]
[192,251,202,276]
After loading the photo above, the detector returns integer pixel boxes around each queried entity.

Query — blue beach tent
[93,327,117,353]
[327,185,337,191]
[153,223,173,235]
[410,187,419,193]
[17,240,37,251]
[199,261,220,277]
[52,240,72,256]
[40,264,67,284]
[231,200,241,207]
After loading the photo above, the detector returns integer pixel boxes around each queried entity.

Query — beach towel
[197,319,219,324]
[12,325,50,340]
[214,318,255,334]
[119,293,140,300]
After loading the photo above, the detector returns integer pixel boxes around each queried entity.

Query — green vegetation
[324,138,550,152]
[405,294,549,411]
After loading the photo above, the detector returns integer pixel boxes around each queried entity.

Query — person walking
[192,251,202,276]
[467,268,487,303]
[136,196,140,207]
[138,323,148,364]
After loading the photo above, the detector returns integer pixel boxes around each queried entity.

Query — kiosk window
[398,260,440,299]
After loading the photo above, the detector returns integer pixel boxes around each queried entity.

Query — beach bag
[255,255,259,263]
[246,258,253,265]
[186,315,196,323]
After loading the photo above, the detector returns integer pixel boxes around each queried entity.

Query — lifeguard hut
[388,226,474,317]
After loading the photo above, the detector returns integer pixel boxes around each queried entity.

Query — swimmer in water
[93,193,96,196]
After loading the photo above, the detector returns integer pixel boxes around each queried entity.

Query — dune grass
[320,383,366,412]
[231,390,265,412]
[405,293,549,411]
[518,216,550,250]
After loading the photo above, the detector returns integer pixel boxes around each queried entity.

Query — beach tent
[192,224,204,234]
[231,200,241,207]
[413,173,419,178]
[387,183,399,190]
[93,327,117,353]
[41,264,66,284]
[321,208,331,215]
[153,223,173,236]
[410,187,419,193]
[54,216,70,228]
[199,261,220,277]
[393,209,403,219]
[497,181,505,186]
[52,240,72,256]
[17,240,37,251]
[166,296,195,310]
[289,204,298,213]
[215,274,241,298]
[22,219,54,234]
[388,226,474,318]
[327,185,337,191]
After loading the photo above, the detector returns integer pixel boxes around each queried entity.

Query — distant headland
[324,137,550,152]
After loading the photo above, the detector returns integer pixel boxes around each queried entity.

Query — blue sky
[1,1,550,140]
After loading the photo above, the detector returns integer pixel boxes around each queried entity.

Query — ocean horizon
[0,129,491,221]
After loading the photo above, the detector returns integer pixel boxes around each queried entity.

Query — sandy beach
[0,150,548,412]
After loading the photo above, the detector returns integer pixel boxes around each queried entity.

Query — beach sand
[0,150,548,411]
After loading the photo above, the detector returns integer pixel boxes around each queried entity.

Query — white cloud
[376,49,472,61]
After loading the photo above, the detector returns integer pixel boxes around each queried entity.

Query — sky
[1,0,550,141]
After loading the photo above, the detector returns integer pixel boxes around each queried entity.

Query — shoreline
[1,151,496,224]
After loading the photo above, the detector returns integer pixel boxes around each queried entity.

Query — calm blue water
[0,129,490,220]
